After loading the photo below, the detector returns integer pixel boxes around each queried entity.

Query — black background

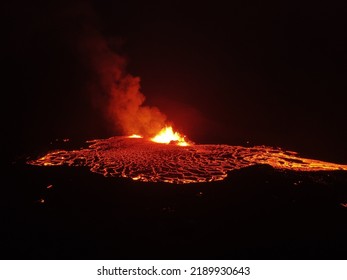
[4,0,347,162]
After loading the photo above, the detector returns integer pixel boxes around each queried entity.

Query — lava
[28,137,347,184]
[128,134,143,138]
[151,126,189,146]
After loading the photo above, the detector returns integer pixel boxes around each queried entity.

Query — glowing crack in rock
[28,137,347,184]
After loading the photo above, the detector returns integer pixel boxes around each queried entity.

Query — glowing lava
[28,137,347,184]
[151,126,189,146]
[129,134,143,138]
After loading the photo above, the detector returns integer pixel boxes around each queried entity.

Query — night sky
[4,0,347,162]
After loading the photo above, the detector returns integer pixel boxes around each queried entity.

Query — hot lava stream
[28,128,347,184]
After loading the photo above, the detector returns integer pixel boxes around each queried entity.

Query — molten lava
[28,137,347,184]
[129,134,143,138]
[151,126,189,146]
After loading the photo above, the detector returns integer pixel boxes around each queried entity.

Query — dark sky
[4,0,347,162]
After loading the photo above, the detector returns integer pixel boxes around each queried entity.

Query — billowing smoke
[108,74,167,136]
[74,3,167,136]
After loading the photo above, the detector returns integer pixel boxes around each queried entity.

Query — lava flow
[28,131,347,184]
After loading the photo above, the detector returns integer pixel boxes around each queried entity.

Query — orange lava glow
[129,134,143,138]
[28,137,347,184]
[151,126,190,146]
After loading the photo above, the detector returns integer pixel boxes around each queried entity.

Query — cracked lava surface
[28,137,347,184]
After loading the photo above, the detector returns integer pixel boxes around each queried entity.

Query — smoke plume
[74,3,167,136]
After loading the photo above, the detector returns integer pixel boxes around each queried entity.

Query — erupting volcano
[28,132,347,184]
[26,38,347,183]
[26,11,347,184]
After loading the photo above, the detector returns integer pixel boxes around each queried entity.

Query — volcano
[28,136,347,184]
[5,136,344,260]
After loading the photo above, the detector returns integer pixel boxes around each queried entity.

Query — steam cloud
[76,3,167,136]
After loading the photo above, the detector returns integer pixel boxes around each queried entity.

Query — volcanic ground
[3,136,347,259]
[28,136,347,184]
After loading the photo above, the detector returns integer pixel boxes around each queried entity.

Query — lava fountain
[28,128,347,184]
[151,126,190,146]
